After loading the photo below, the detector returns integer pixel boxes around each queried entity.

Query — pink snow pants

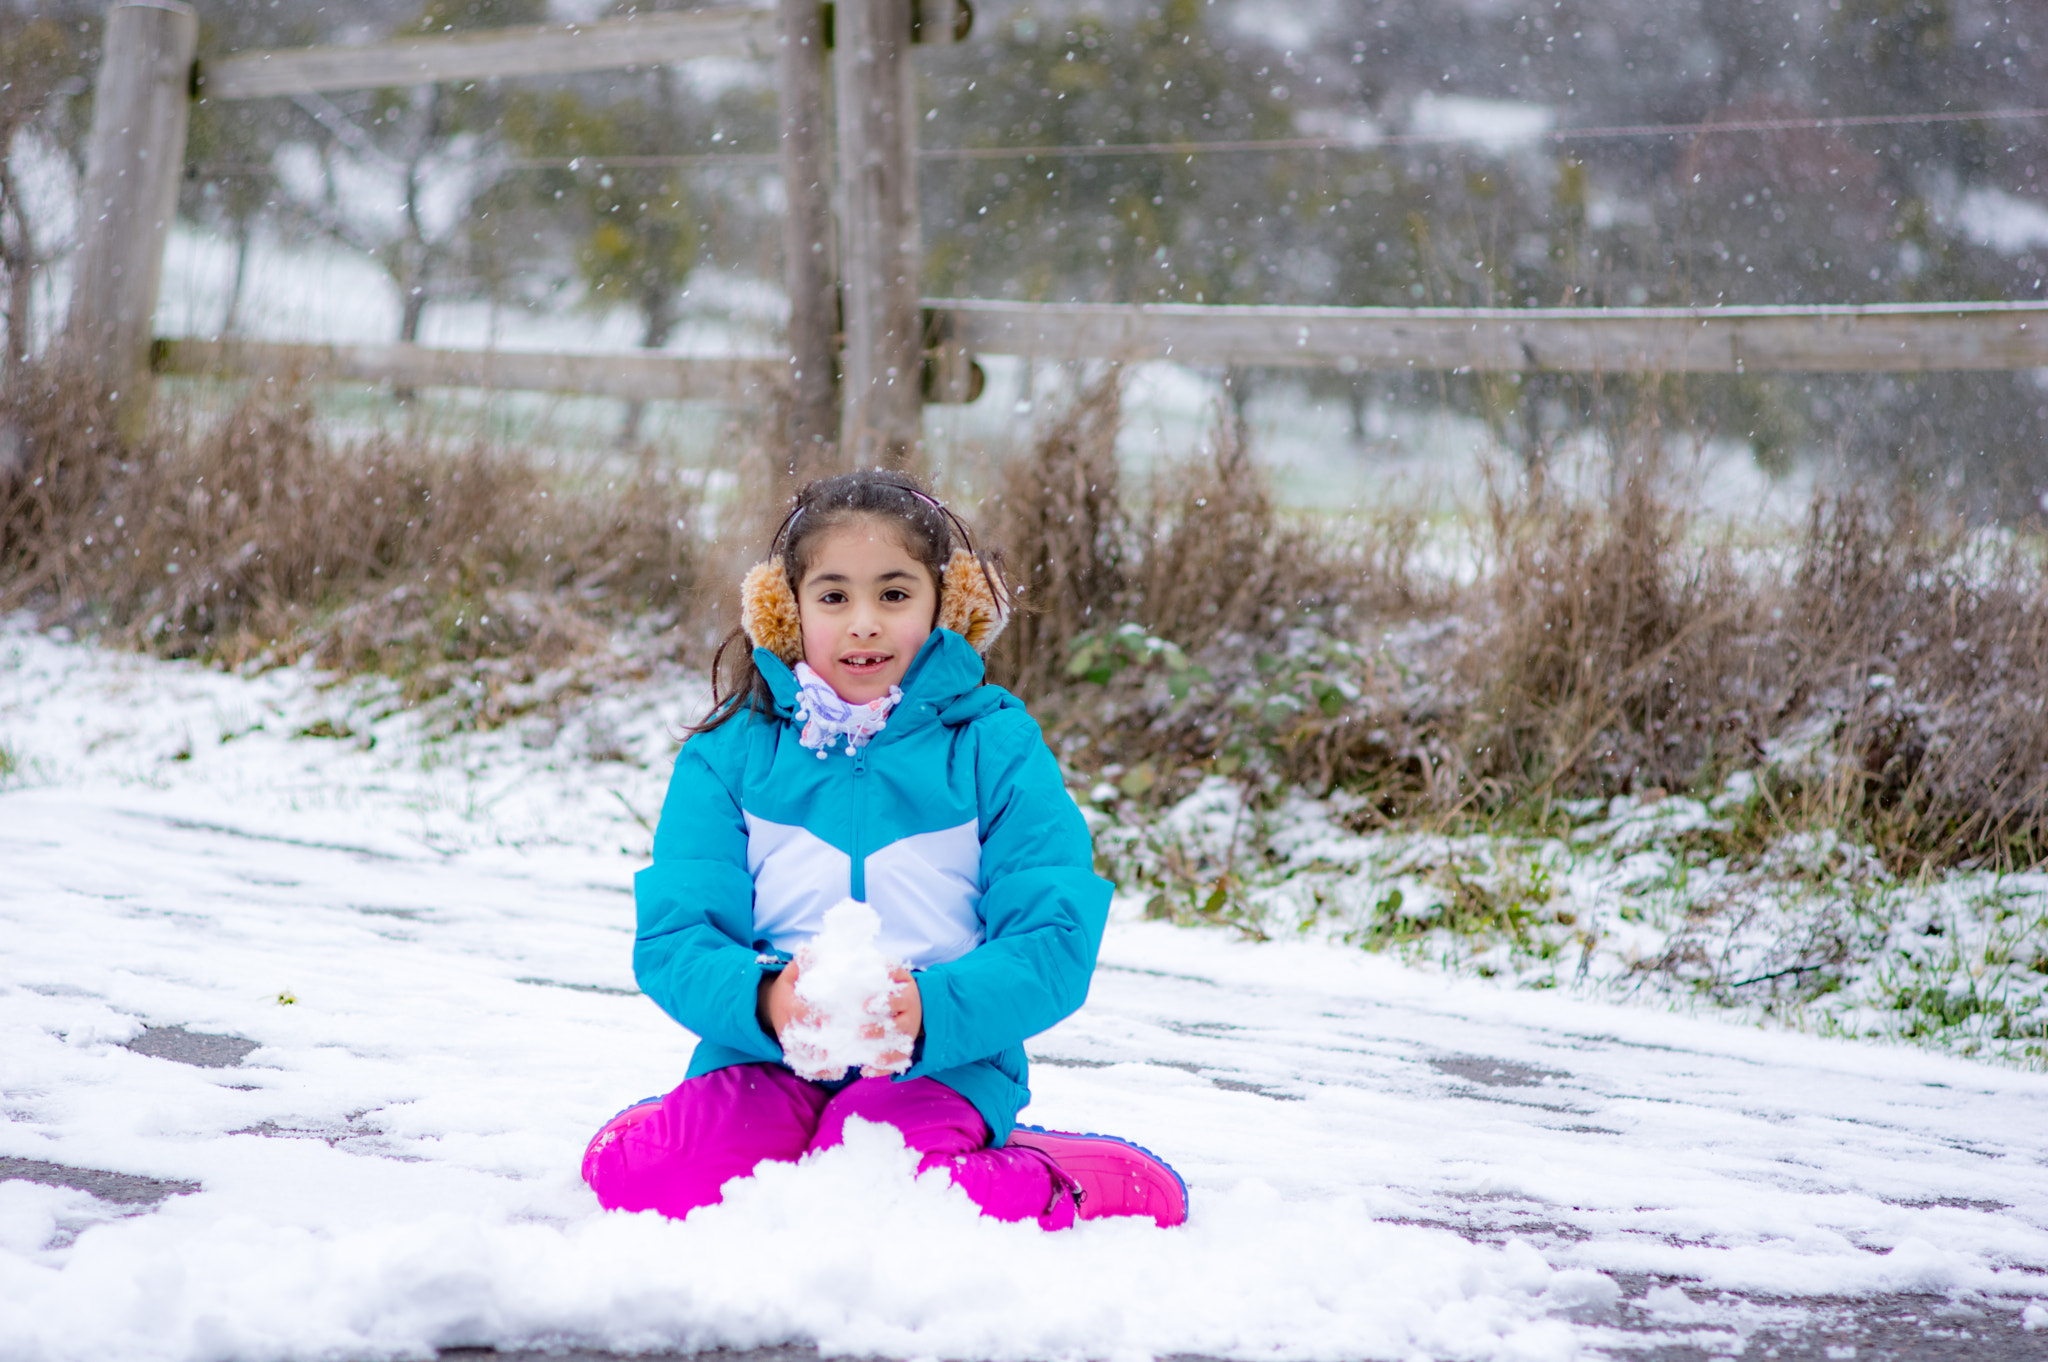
[582,1064,1078,1229]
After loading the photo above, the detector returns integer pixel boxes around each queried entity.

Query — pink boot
[1006,1126,1189,1227]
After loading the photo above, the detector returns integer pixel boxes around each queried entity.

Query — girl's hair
[691,470,999,733]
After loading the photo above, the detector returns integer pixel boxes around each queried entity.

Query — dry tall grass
[986,377,1365,699]
[6,369,2045,868]
[1778,498,2048,867]
[985,377,1131,698]
[1131,424,1350,650]
[1469,470,1755,803]
[982,383,2048,869]
[1460,476,2048,867]
[2,373,705,711]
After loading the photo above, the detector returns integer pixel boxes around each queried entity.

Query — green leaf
[1065,635,1118,684]
[1118,761,1157,797]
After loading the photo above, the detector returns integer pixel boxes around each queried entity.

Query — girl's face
[796,517,936,704]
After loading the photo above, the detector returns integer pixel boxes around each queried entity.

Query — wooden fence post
[68,0,198,438]
[833,0,924,470]
[777,0,841,482]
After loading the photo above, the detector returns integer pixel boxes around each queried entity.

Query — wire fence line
[186,104,2048,179]
[921,104,2048,160]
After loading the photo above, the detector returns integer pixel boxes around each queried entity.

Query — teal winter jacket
[632,628,1112,1145]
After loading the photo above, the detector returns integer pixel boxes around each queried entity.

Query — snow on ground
[156,226,786,360]
[1098,777,2048,1067]
[5,621,2048,1361]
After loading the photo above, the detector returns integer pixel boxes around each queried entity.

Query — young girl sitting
[581,470,1188,1230]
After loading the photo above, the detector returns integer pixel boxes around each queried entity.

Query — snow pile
[0,1118,1615,1362]
[782,900,908,1081]
[1,1120,1620,1362]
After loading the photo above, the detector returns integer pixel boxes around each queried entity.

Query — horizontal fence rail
[930,299,2048,373]
[149,300,2048,402]
[197,7,778,100]
[153,338,787,403]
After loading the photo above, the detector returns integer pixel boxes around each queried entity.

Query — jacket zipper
[849,746,867,901]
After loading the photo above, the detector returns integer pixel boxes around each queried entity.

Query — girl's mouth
[840,652,892,672]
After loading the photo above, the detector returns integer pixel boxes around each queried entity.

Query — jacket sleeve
[631,725,784,1063]
[907,711,1111,1076]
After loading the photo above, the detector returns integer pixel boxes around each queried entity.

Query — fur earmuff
[937,548,1012,655]
[739,558,803,663]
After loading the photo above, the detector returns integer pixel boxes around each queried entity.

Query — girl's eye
[818,590,847,605]
[881,588,908,602]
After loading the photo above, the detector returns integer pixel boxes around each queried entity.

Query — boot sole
[1009,1124,1190,1227]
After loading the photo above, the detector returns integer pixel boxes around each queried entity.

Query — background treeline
[4,0,2048,512]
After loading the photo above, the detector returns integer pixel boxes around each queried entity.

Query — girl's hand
[861,967,922,1076]
[757,960,807,1038]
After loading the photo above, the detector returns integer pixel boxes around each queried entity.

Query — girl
[581,471,1188,1230]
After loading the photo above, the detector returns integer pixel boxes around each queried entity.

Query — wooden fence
[152,339,787,404]
[70,0,962,466]
[194,8,783,98]
[933,298,2048,373]
[65,0,2048,459]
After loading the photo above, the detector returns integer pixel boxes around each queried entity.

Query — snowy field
[5,620,2048,1362]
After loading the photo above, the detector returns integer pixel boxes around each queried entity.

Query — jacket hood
[753,628,1010,730]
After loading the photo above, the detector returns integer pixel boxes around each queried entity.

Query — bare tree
[505,82,706,440]
[271,0,542,356]
[0,8,91,394]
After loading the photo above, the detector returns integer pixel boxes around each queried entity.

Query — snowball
[782,899,907,1080]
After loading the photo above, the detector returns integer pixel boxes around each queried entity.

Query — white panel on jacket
[745,813,852,951]
[744,813,983,969]
[864,819,984,968]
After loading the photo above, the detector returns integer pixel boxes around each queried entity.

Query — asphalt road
[433,1294,2048,1362]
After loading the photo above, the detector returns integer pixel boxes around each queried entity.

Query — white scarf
[792,662,903,759]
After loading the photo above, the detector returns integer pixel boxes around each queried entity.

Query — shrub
[2,374,706,713]
[1023,405,2048,871]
